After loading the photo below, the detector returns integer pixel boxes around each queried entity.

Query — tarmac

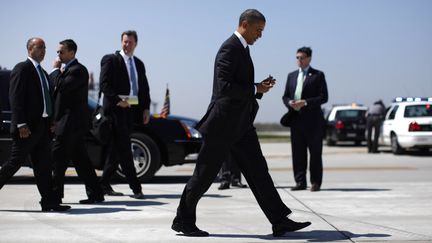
[0,143,431,243]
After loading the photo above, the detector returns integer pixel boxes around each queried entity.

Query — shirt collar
[299,66,310,73]
[234,31,248,48]
[120,49,133,61]
[27,57,40,68]
[64,58,76,70]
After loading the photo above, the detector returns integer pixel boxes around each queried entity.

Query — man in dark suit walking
[172,9,311,237]
[282,47,328,192]
[50,39,105,204]
[0,37,70,212]
[99,30,150,199]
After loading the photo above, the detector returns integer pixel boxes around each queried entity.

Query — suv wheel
[391,134,404,155]
[116,133,161,182]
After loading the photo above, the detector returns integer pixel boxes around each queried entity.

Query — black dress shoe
[171,221,209,237]
[218,181,230,190]
[41,204,71,212]
[131,192,145,199]
[291,184,307,191]
[79,198,105,204]
[231,180,247,188]
[310,184,321,192]
[272,218,311,237]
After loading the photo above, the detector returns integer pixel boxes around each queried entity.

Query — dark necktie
[37,65,52,117]
[128,57,138,96]
[245,46,250,56]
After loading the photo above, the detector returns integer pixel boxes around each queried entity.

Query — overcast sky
[1,0,431,122]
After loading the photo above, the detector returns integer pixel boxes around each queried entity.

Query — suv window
[404,104,432,118]
[335,110,366,119]
[387,105,399,120]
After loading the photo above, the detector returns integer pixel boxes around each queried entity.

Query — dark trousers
[219,155,242,183]
[367,116,382,153]
[0,119,55,205]
[52,132,104,201]
[100,108,141,193]
[176,128,292,225]
[290,118,324,187]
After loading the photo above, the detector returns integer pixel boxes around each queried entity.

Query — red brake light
[408,121,421,132]
[335,120,345,129]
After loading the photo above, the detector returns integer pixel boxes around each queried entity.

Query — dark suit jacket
[9,59,53,134]
[99,51,150,120]
[196,34,261,140]
[50,59,89,136]
[282,67,328,125]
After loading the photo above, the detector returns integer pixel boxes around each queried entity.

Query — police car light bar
[393,97,432,102]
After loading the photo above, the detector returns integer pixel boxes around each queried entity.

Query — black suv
[0,70,202,181]
[325,104,367,146]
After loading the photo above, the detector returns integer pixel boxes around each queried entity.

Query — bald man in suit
[0,38,70,212]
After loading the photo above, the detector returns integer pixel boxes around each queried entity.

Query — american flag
[160,85,170,118]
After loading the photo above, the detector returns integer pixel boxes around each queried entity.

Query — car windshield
[404,104,432,117]
[335,110,366,119]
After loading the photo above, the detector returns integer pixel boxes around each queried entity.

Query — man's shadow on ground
[209,230,390,242]
[275,186,391,192]
[0,207,140,215]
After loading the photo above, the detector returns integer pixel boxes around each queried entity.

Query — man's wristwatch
[304,100,308,106]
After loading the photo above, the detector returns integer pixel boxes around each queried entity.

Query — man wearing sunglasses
[282,47,328,192]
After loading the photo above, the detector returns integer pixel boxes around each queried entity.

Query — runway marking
[276,182,432,242]
[176,166,416,172]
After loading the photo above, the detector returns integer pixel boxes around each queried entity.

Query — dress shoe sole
[272,222,311,237]
[79,199,105,204]
[171,223,209,237]
[104,191,124,196]
[41,206,71,212]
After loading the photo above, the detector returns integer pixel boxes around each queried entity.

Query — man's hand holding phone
[256,75,276,93]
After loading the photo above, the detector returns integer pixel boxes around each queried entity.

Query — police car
[379,97,432,154]
[325,103,368,146]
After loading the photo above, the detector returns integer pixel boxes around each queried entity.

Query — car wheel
[116,133,161,182]
[391,134,404,155]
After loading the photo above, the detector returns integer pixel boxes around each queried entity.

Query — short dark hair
[121,30,138,42]
[60,39,78,53]
[239,9,266,26]
[297,46,312,57]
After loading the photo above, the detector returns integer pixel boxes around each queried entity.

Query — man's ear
[240,20,248,29]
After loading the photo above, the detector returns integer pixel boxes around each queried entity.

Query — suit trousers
[176,128,292,225]
[0,119,54,205]
[100,107,142,193]
[52,132,104,201]
[290,117,324,187]
[367,116,382,153]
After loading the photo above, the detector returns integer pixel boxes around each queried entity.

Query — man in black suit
[99,30,150,199]
[282,47,328,192]
[0,37,70,212]
[172,9,311,237]
[50,39,105,204]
